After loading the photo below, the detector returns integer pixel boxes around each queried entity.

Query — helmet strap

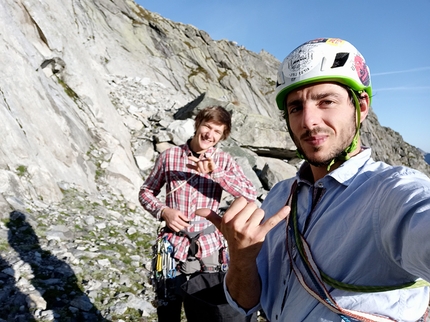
[326,90,362,170]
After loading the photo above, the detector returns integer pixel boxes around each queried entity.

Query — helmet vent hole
[331,52,349,68]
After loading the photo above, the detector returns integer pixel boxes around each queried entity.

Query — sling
[286,181,429,321]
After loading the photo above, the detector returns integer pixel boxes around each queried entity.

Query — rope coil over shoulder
[285,180,430,321]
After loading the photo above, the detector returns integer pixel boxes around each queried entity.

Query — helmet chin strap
[292,90,362,172]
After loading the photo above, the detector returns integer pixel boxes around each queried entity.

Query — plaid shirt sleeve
[211,151,257,202]
[138,150,167,220]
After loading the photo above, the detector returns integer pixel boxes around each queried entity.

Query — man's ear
[359,93,370,123]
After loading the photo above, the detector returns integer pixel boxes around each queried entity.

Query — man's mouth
[201,136,212,143]
[304,135,327,146]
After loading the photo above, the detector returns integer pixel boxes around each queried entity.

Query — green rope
[321,271,430,293]
[290,186,430,293]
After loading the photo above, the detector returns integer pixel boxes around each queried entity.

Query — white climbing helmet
[275,38,372,110]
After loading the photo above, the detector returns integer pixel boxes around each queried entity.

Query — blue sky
[136,0,430,153]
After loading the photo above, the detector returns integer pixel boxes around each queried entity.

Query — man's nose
[301,104,320,129]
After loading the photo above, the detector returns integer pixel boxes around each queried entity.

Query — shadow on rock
[0,255,36,321]
[7,210,109,322]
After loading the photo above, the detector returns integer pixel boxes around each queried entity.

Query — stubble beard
[294,117,357,168]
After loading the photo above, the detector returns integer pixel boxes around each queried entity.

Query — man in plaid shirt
[139,105,257,321]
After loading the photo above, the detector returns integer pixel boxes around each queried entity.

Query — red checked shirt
[139,142,257,262]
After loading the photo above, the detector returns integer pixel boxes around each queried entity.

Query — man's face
[286,83,357,167]
[191,120,225,153]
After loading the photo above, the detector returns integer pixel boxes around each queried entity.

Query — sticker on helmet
[285,44,319,78]
[326,38,345,46]
[305,38,328,45]
[354,55,370,86]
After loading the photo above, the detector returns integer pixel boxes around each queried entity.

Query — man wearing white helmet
[197,38,430,321]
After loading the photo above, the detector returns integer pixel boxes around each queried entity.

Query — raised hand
[195,197,290,309]
[188,155,216,174]
[196,197,290,263]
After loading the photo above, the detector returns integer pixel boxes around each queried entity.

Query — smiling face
[189,120,225,154]
[286,82,362,169]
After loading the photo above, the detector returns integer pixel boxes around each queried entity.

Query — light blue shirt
[226,148,430,321]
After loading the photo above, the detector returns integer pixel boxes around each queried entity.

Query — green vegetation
[136,6,155,23]
[188,65,211,82]
[110,307,149,321]
[238,67,249,80]
[2,149,158,320]
[0,238,9,252]
[16,165,27,177]
[56,77,79,101]
[217,69,229,82]
[266,77,276,87]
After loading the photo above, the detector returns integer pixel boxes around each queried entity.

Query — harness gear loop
[177,224,224,273]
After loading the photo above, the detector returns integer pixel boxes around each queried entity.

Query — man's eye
[320,100,334,105]
[289,106,300,114]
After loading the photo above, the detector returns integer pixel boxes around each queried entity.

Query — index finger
[259,206,290,236]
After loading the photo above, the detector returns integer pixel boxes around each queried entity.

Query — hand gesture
[195,197,290,309]
[188,155,216,174]
[195,197,290,264]
[161,207,191,232]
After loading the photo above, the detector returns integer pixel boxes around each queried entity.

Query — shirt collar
[184,139,218,158]
[298,147,372,186]
[329,147,372,185]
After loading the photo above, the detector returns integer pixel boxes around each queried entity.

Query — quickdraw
[151,233,177,305]
[153,235,176,281]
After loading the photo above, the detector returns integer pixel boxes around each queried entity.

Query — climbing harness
[177,222,227,273]
[285,180,430,322]
[150,221,228,307]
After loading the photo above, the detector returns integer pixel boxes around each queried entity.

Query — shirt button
[318,182,323,188]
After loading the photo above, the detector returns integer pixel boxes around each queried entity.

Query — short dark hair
[194,106,231,140]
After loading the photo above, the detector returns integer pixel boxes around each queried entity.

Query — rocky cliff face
[1,0,428,211]
[425,153,430,165]
[0,0,429,320]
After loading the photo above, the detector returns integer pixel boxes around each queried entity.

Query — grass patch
[16,165,27,177]
[56,77,79,101]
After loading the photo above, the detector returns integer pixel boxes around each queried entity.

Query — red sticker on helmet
[354,55,370,86]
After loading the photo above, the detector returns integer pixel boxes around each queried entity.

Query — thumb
[195,208,222,230]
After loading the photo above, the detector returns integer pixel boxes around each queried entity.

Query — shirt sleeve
[223,271,261,315]
[377,169,430,282]
[211,152,257,202]
[138,152,167,220]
